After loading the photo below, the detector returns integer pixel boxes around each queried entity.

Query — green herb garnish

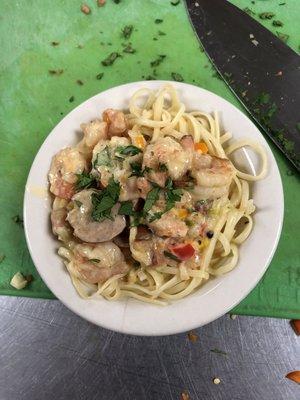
[123,44,136,54]
[272,20,283,27]
[101,52,120,66]
[76,172,97,191]
[91,179,120,221]
[158,163,168,172]
[0,254,5,264]
[259,12,275,20]
[89,258,101,263]
[121,25,133,39]
[96,72,104,80]
[210,348,228,356]
[155,19,163,24]
[118,201,134,216]
[69,96,75,103]
[148,212,164,222]
[116,145,142,156]
[150,55,166,67]
[163,251,180,262]
[276,31,289,42]
[94,146,112,168]
[171,72,184,82]
[12,215,23,226]
[143,187,160,212]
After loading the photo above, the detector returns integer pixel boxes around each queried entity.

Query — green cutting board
[0,0,299,318]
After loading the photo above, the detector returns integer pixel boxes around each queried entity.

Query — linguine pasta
[49,84,267,305]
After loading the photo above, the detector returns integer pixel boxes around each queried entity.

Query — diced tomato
[286,371,300,384]
[170,243,195,261]
[291,320,300,335]
[194,142,208,154]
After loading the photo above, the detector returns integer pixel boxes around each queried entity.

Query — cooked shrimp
[148,209,188,238]
[49,148,87,199]
[77,119,108,156]
[51,197,72,241]
[143,136,192,180]
[191,153,235,199]
[67,189,126,243]
[103,109,127,137]
[73,242,129,283]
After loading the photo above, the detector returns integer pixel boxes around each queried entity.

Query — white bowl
[23,81,283,336]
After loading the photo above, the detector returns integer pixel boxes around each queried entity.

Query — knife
[185,0,300,171]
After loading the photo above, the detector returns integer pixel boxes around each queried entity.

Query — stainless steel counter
[0,296,298,400]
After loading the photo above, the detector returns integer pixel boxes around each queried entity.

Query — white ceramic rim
[24,81,284,336]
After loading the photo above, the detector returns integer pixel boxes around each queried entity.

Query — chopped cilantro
[155,19,163,24]
[150,55,166,67]
[148,212,164,222]
[12,215,23,226]
[171,72,184,82]
[272,20,283,27]
[123,44,136,54]
[91,179,120,221]
[69,96,75,103]
[89,259,101,263]
[171,0,180,5]
[101,52,120,66]
[76,172,97,191]
[113,0,121,3]
[158,163,168,172]
[116,145,142,156]
[158,31,166,36]
[121,25,133,39]
[164,251,180,261]
[118,201,134,216]
[130,162,143,177]
[259,12,275,20]
[276,31,289,43]
[96,72,104,80]
[143,187,160,212]
[49,69,64,75]
[210,348,228,356]
[94,146,112,168]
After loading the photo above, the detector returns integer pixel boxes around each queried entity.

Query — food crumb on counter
[81,4,91,14]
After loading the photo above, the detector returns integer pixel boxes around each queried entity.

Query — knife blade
[185,0,300,171]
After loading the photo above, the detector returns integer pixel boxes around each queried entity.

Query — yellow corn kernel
[198,237,209,251]
[176,209,188,219]
[133,135,146,149]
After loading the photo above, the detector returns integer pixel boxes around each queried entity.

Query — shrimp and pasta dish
[49,84,267,305]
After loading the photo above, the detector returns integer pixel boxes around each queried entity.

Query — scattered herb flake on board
[150,54,166,67]
[69,96,75,103]
[123,44,136,54]
[121,25,133,39]
[101,52,120,66]
[171,72,184,82]
[118,201,134,216]
[171,0,180,5]
[158,30,166,36]
[76,79,84,85]
[76,172,97,191]
[279,2,286,5]
[256,92,270,105]
[81,4,91,15]
[155,19,163,24]
[277,31,289,42]
[259,12,275,20]
[0,254,5,264]
[12,215,23,226]
[210,348,228,356]
[113,0,121,3]
[273,20,283,27]
[25,274,34,283]
[188,331,198,342]
[243,7,255,16]
[51,41,60,46]
[49,69,63,76]
[96,72,104,80]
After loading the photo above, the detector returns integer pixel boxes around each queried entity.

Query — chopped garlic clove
[10,272,28,290]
